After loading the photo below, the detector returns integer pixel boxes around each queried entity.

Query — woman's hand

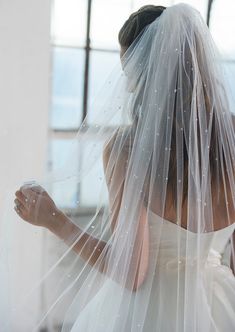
[14,184,60,230]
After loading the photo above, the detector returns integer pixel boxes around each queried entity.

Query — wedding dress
[68,210,235,332]
[1,3,235,331]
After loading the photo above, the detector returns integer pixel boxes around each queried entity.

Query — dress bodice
[147,209,235,269]
[70,210,235,332]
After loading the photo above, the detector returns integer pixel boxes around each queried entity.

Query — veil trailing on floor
[1,3,235,331]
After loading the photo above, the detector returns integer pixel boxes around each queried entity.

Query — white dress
[69,210,235,332]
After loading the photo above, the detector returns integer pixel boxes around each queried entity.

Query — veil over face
[1,3,235,331]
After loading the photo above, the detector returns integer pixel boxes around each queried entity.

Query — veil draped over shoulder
[1,3,235,331]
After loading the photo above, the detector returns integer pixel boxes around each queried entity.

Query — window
[209,0,235,111]
[49,0,131,210]
[49,0,230,211]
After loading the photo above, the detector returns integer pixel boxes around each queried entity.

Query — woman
[14,4,235,331]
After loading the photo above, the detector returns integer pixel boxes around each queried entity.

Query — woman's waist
[149,247,223,270]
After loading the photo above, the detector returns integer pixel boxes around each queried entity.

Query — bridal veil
[1,3,235,331]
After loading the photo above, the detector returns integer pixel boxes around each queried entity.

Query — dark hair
[118,5,166,49]
[118,5,230,224]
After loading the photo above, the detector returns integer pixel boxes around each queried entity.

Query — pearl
[25,198,28,202]
[52,212,56,216]
[32,199,36,203]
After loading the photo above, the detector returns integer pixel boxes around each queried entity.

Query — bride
[13,3,235,331]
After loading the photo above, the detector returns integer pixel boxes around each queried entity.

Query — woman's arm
[47,210,110,274]
[103,136,149,292]
[15,132,149,291]
[15,186,109,275]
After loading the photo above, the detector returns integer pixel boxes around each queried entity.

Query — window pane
[50,139,79,208]
[90,0,131,49]
[49,137,109,209]
[130,1,207,19]
[132,0,170,11]
[51,47,84,129]
[79,138,108,206]
[172,0,207,18]
[87,50,123,125]
[51,0,87,46]
[222,61,235,113]
[210,0,235,58]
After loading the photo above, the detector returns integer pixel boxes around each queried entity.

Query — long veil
[1,3,235,331]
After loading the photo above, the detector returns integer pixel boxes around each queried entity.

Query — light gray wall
[0,1,51,331]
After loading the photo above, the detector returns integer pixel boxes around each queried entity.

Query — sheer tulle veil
[1,3,235,331]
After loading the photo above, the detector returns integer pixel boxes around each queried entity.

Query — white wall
[0,0,51,188]
[0,1,51,331]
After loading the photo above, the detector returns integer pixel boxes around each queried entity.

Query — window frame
[49,0,219,214]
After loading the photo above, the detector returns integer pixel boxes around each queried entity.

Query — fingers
[15,190,26,204]
[30,185,46,194]
[14,198,22,208]
[15,190,38,210]
[19,186,38,201]
[20,184,45,194]
[14,199,28,219]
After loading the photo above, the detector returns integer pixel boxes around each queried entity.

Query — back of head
[117,4,235,231]
[118,5,166,49]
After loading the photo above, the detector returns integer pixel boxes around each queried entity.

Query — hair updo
[118,5,166,49]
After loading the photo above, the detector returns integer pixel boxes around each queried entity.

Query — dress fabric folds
[68,211,235,332]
